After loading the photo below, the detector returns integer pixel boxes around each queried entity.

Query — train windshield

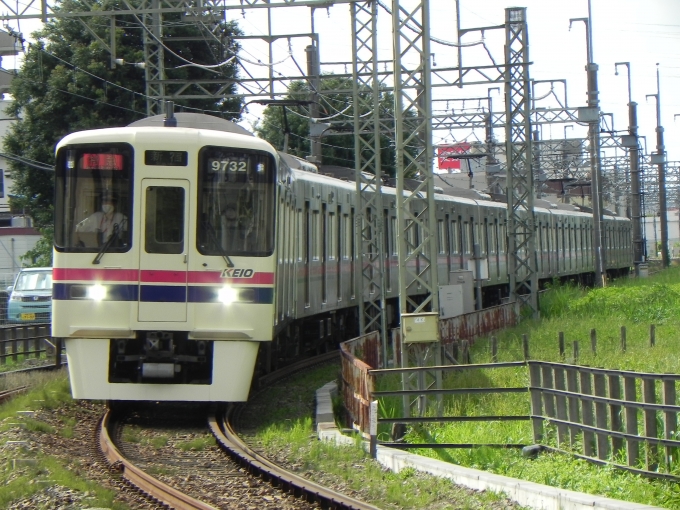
[197,146,276,257]
[54,144,133,253]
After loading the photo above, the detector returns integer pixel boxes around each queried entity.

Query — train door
[138,179,190,322]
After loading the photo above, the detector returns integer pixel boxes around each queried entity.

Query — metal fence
[342,328,680,480]
[0,324,63,367]
[529,361,680,480]
[340,302,520,436]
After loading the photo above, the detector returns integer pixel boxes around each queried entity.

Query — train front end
[52,123,278,401]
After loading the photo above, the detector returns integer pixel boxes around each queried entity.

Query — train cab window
[54,144,133,252]
[145,186,185,254]
[197,146,276,257]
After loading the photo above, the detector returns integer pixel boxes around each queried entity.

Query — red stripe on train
[53,268,275,285]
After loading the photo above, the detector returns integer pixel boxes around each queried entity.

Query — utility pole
[306,43,322,165]
[615,62,644,274]
[571,7,605,286]
[646,64,669,268]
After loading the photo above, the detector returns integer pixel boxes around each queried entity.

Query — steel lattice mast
[504,7,538,316]
[351,1,388,364]
[141,0,165,115]
[392,0,442,416]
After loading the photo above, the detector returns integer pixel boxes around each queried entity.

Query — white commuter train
[53,112,633,402]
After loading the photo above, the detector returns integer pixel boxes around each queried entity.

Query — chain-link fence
[0,272,17,323]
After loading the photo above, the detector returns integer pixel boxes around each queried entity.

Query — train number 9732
[209,158,247,172]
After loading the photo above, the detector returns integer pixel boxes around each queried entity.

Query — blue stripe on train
[187,286,274,304]
[53,283,273,304]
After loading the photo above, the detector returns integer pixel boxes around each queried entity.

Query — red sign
[80,153,124,171]
[437,143,471,171]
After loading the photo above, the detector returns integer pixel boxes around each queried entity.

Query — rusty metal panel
[440,302,519,345]
[340,333,378,433]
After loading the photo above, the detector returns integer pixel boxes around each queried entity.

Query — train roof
[128,113,254,136]
[57,122,277,156]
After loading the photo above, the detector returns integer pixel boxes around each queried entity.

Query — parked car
[7,267,53,324]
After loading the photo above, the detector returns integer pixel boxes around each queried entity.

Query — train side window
[328,211,336,261]
[451,219,459,255]
[350,208,356,299]
[463,221,471,255]
[384,210,392,291]
[304,201,311,307]
[438,219,446,254]
[343,213,351,260]
[482,219,489,256]
[337,210,342,301]
[145,186,184,254]
[297,208,304,262]
[312,210,320,261]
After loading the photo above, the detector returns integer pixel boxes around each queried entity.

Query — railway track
[96,351,379,510]
[0,385,28,403]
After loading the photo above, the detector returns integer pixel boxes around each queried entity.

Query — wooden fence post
[529,363,544,442]
[663,378,677,470]
[608,374,623,456]
[593,372,610,460]
[650,325,656,347]
[573,341,579,364]
[566,368,580,447]
[590,329,597,355]
[26,326,35,358]
[554,366,569,446]
[0,328,6,365]
[10,327,18,363]
[522,334,530,361]
[643,378,659,471]
[623,376,639,468]
[579,369,595,457]
[55,338,63,367]
[558,332,565,358]
[461,340,470,365]
[541,365,556,424]
[620,326,626,352]
[37,326,49,359]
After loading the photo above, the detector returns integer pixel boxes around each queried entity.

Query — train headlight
[218,286,239,305]
[87,284,107,301]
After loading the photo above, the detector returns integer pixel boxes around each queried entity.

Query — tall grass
[395,267,680,507]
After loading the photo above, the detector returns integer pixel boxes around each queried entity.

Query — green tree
[254,75,414,178]
[3,0,243,265]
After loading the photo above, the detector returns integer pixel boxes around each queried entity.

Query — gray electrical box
[401,312,440,343]
[441,270,474,319]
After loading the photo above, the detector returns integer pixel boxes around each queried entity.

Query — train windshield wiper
[204,220,235,268]
[92,223,120,265]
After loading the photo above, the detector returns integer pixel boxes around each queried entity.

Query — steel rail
[0,385,28,404]
[209,408,380,510]
[209,348,379,510]
[98,408,217,510]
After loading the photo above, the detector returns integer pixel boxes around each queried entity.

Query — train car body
[53,113,633,402]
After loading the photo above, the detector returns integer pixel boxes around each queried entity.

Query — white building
[0,32,42,283]
[643,209,680,259]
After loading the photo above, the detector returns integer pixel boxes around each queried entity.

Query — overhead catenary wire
[0,152,54,171]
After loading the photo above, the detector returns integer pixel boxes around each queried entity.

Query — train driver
[75,191,127,246]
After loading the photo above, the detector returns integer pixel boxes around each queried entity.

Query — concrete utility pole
[306,43,323,165]
[615,62,645,273]
[646,64,669,268]
[571,7,605,286]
